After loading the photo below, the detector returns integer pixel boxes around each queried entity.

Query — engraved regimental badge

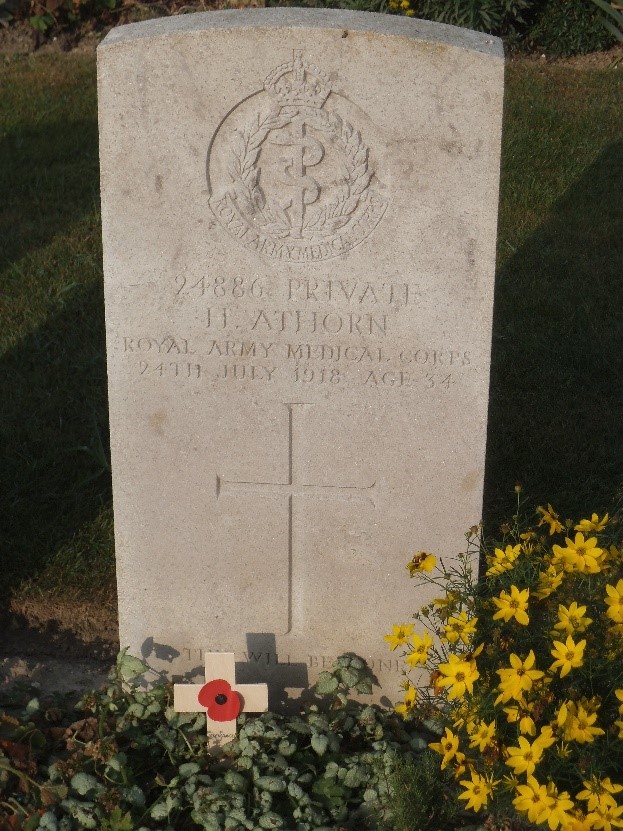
[207,51,388,263]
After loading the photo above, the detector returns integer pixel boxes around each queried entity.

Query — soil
[0,11,620,694]
[0,597,119,695]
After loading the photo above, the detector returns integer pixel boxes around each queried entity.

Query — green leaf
[117,652,149,682]
[223,771,248,792]
[61,799,100,829]
[312,777,346,807]
[339,668,360,688]
[258,812,285,829]
[310,733,329,756]
[179,762,201,779]
[70,773,103,797]
[38,813,59,831]
[255,776,286,793]
[314,673,339,696]
[287,781,305,802]
[344,766,367,788]
[150,801,170,820]
[121,785,145,807]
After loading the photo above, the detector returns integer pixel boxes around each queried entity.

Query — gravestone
[98,9,504,707]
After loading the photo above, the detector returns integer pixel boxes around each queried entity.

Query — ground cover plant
[0,653,439,830]
[387,498,623,830]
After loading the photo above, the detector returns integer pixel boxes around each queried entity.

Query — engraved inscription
[216,403,376,635]
[207,51,388,261]
[122,334,472,391]
[181,647,402,674]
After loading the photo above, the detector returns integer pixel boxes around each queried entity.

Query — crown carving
[264,51,331,109]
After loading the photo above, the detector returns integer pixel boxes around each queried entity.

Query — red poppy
[197,679,241,722]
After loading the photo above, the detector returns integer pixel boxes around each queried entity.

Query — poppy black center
[215,693,228,705]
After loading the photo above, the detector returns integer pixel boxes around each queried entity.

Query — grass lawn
[0,51,622,628]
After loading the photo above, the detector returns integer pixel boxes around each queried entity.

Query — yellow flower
[552,533,605,574]
[552,601,593,636]
[432,592,459,622]
[395,684,417,717]
[495,650,544,704]
[384,623,414,651]
[535,564,565,600]
[587,803,623,831]
[514,776,551,824]
[443,611,478,645]
[437,653,480,700]
[468,719,496,751]
[486,544,521,577]
[429,727,460,769]
[566,811,595,831]
[577,777,623,812]
[605,580,623,624]
[405,631,433,668]
[406,552,436,576]
[616,689,623,713]
[575,513,609,533]
[550,635,586,678]
[505,735,549,776]
[564,702,604,743]
[458,771,495,812]
[537,504,564,535]
[492,585,530,626]
[545,783,574,830]
[502,700,536,735]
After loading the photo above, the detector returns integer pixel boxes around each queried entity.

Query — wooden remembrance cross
[216,403,377,634]
[174,652,268,749]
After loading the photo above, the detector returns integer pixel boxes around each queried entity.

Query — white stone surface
[98,9,503,708]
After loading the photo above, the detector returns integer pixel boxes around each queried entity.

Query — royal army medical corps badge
[207,51,389,263]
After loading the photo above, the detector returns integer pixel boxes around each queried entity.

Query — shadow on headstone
[236,633,309,712]
[484,141,623,527]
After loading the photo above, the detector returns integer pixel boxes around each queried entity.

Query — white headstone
[98,9,504,707]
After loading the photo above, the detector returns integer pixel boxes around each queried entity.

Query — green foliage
[0,653,433,830]
[0,0,19,24]
[388,0,536,39]
[526,0,616,54]
[590,0,623,42]
[382,751,464,831]
[28,0,117,33]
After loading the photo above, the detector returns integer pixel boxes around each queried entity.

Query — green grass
[0,53,621,616]
[0,54,113,607]
[485,63,623,526]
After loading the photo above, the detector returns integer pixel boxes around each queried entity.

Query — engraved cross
[216,403,377,634]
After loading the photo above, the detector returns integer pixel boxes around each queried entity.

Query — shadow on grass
[0,282,112,595]
[484,140,623,529]
[0,111,112,623]
[0,119,99,269]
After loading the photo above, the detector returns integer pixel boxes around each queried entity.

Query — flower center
[215,693,228,705]
[510,600,520,609]
[565,651,574,661]
[455,671,465,682]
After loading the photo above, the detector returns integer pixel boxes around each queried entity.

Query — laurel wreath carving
[226,104,373,240]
